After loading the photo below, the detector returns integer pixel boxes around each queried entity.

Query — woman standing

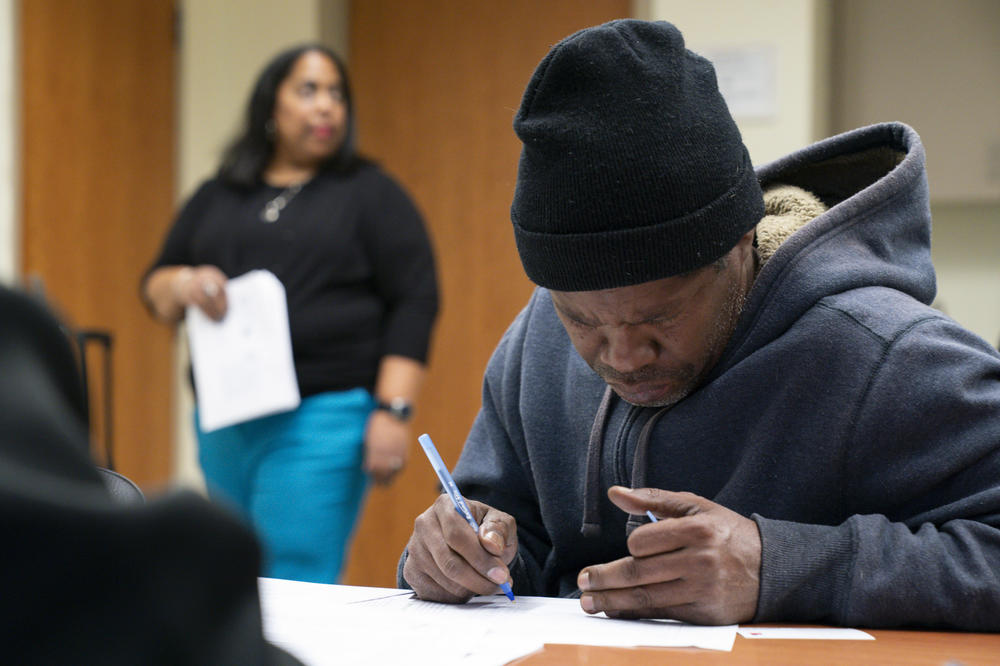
[142,45,438,584]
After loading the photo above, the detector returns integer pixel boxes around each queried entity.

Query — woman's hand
[173,265,228,321]
[144,264,228,323]
[363,410,409,485]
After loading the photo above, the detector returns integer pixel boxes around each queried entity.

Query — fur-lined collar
[757,185,828,265]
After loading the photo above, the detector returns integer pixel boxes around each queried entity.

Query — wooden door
[345,0,630,587]
[20,0,176,486]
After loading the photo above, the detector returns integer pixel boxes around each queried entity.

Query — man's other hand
[577,486,761,625]
[403,495,518,603]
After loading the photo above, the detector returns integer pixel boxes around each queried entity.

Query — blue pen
[646,510,659,522]
[417,433,516,602]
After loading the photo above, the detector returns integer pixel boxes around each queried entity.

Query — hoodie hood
[581,124,935,538]
[720,122,936,371]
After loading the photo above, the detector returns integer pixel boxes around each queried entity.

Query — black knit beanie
[511,19,764,291]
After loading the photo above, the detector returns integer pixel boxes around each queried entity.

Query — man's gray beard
[614,278,748,409]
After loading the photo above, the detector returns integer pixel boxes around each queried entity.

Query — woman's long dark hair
[217,44,365,188]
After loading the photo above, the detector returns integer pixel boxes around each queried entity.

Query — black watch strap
[374,397,413,422]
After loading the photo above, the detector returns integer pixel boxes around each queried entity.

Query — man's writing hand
[403,495,517,603]
[577,486,760,625]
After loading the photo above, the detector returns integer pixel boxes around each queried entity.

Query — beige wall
[931,203,1000,349]
[831,0,1000,345]
[832,0,1000,203]
[0,0,16,284]
[637,0,832,163]
[172,0,349,487]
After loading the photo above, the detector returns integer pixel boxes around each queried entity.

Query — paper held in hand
[186,269,300,432]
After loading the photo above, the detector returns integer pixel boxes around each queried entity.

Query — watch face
[379,398,412,421]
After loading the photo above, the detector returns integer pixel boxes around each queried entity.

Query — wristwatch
[374,397,413,423]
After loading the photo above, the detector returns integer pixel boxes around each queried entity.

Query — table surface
[508,627,1000,665]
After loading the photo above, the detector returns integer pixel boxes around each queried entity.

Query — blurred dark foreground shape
[0,285,302,665]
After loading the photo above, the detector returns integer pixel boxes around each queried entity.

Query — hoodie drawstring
[580,385,670,538]
[580,385,613,537]
[624,405,670,536]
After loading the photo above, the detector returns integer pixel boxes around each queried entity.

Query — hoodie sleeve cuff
[396,547,412,590]
[753,514,857,623]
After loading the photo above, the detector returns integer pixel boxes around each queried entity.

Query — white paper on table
[738,627,875,640]
[186,270,300,432]
[258,579,737,666]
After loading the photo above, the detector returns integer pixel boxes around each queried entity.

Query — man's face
[550,231,755,408]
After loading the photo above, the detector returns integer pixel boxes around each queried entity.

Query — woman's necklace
[260,182,305,223]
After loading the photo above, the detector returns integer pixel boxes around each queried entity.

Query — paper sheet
[258,579,737,666]
[186,270,300,432]
[738,627,874,640]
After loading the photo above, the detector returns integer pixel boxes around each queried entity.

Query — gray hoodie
[409,123,1000,630]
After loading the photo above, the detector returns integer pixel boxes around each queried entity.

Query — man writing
[400,19,1000,629]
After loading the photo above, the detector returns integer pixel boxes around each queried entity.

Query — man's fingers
[580,576,739,625]
[475,504,517,561]
[404,496,516,603]
[577,497,762,625]
[407,569,468,604]
[607,486,704,519]
[579,577,699,617]
[582,583,736,626]
[579,550,687,593]
[403,536,475,603]
[405,509,489,600]
[429,497,510,595]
